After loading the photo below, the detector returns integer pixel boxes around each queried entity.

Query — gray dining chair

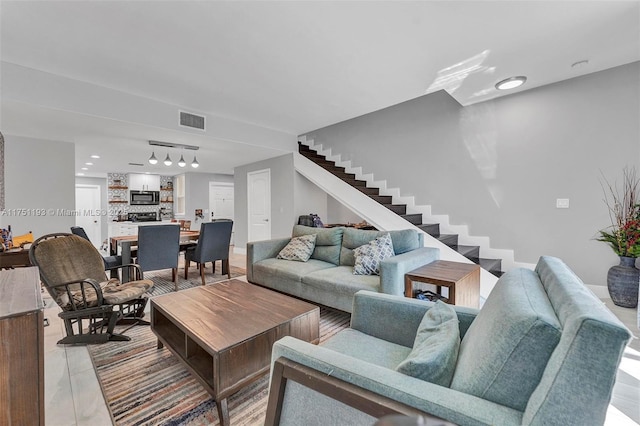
[185,220,233,285]
[71,226,122,279]
[136,224,180,291]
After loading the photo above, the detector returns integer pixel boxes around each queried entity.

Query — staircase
[298,141,504,277]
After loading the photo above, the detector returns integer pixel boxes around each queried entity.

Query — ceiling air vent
[179,110,206,131]
[128,162,144,166]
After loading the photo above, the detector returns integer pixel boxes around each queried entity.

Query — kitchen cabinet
[129,173,160,191]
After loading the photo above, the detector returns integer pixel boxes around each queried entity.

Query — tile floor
[41,256,640,426]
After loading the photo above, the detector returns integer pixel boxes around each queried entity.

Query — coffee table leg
[217,398,229,426]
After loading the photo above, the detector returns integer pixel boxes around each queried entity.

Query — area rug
[89,306,351,426]
[145,265,246,296]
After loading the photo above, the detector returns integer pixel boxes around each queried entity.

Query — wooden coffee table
[150,279,320,425]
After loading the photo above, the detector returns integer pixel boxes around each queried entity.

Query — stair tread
[454,245,480,257]
[418,224,440,236]
[438,234,458,246]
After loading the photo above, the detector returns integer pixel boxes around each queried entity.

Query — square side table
[405,260,481,308]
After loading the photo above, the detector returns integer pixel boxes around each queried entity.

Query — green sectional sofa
[247,225,439,312]
[267,256,632,426]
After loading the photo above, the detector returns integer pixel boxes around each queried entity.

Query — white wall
[2,135,75,238]
[305,62,640,287]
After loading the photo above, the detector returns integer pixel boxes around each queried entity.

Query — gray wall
[1,135,75,238]
[327,195,363,225]
[305,62,640,286]
[235,154,295,249]
[234,153,329,249]
[182,172,234,229]
[75,176,108,242]
[294,173,328,224]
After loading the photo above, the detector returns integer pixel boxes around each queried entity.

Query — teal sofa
[266,256,632,426]
[247,225,438,312]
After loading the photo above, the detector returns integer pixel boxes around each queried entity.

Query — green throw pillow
[277,234,317,262]
[395,300,460,387]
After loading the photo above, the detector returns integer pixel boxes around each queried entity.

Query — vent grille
[128,162,144,166]
[180,111,206,130]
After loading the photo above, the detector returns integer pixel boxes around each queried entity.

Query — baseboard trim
[586,284,608,299]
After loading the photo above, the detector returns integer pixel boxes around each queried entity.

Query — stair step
[384,204,407,215]
[401,213,423,225]
[344,179,368,187]
[300,150,327,162]
[418,223,440,237]
[369,195,393,204]
[454,245,480,258]
[357,186,379,196]
[438,234,458,247]
[469,257,503,276]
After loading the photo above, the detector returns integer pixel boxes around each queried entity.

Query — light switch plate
[556,198,570,209]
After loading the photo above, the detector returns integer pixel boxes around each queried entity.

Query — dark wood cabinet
[0,267,45,426]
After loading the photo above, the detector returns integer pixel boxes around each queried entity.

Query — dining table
[110,230,200,282]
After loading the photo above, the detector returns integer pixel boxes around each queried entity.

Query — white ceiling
[1,1,639,176]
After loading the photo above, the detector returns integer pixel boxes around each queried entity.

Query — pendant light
[163,153,172,166]
[148,151,158,165]
[178,154,186,167]
[191,156,199,168]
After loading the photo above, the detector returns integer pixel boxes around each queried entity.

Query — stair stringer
[301,136,529,274]
[293,152,498,299]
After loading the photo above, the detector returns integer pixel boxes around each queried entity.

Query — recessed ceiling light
[90,154,100,159]
[76,173,85,176]
[495,76,527,91]
[81,167,88,171]
[85,162,93,166]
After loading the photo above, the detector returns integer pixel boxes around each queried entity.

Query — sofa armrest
[271,337,523,426]
[379,247,440,295]
[246,237,291,282]
[350,291,479,347]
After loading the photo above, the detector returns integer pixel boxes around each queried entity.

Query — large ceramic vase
[607,256,639,308]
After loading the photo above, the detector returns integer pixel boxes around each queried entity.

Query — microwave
[130,190,160,205]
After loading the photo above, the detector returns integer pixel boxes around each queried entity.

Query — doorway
[247,169,271,242]
[209,182,235,244]
[75,184,102,248]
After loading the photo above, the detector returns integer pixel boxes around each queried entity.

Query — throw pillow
[353,233,395,275]
[277,234,317,262]
[395,300,460,387]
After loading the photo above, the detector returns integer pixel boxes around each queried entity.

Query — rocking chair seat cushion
[58,278,153,309]
[102,279,153,305]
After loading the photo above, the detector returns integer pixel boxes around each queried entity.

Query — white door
[209,182,235,221]
[210,182,235,245]
[75,184,102,248]
[248,169,271,242]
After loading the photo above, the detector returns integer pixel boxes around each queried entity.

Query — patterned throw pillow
[353,233,395,275]
[277,234,317,262]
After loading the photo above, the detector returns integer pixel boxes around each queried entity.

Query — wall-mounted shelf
[108,200,128,204]
[160,187,173,191]
[108,186,128,190]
